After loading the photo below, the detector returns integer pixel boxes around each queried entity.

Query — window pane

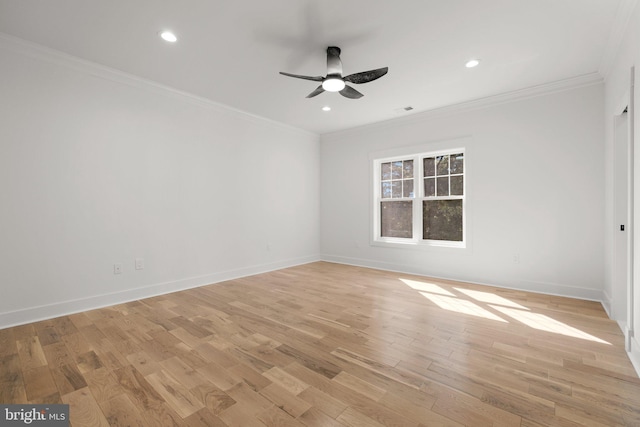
[424,157,435,177]
[451,153,464,174]
[381,162,391,180]
[403,179,414,198]
[424,178,435,197]
[423,200,463,241]
[391,181,403,198]
[436,177,449,196]
[381,182,392,198]
[451,175,463,195]
[392,161,403,179]
[436,155,449,176]
[381,201,413,238]
[403,160,414,179]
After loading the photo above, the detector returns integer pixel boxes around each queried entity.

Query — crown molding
[0,32,319,140]
[322,73,603,141]
[598,0,638,80]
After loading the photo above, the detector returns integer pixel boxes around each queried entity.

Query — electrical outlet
[135,258,144,270]
[513,253,520,264]
[113,263,122,275]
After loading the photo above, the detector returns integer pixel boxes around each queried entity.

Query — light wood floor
[1,262,639,426]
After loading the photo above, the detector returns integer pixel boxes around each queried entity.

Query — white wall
[321,83,605,300]
[603,0,640,375]
[0,36,320,328]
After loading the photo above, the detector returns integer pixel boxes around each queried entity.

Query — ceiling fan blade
[279,72,324,82]
[326,46,343,76]
[343,67,388,84]
[306,85,325,98]
[339,85,364,99]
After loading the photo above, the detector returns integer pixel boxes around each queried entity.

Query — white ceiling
[0,0,627,135]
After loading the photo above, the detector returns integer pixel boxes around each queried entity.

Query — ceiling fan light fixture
[322,77,345,92]
[322,106,331,112]
[465,59,480,68]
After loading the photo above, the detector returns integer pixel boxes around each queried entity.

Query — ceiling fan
[280,46,388,99]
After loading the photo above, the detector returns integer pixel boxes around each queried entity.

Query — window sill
[371,238,467,252]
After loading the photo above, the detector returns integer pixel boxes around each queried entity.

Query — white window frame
[371,142,468,250]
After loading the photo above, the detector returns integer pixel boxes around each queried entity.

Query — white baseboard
[320,254,605,302]
[0,255,320,330]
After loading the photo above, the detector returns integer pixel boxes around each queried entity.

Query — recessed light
[160,31,177,43]
[465,59,480,68]
[322,106,331,112]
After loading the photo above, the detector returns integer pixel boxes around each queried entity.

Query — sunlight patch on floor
[419,292,508,322]
[454,288,528,310]
[400,277,611,345]
[491,305,611,345]
[399,278,455,296]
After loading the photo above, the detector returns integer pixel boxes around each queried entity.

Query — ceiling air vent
[394,106,414,114]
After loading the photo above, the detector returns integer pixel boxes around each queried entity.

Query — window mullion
[413,155,421,241]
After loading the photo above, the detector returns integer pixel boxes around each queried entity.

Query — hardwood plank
[42,341,76,368]
[37,326,61,346]
[127,350,162,376]
[0,372,27,404]
[52,316,79,336]
[159,356,209,389]
[259,382,312,418]
[23,365,57,401]
[197,361,243,391]
[256,405,306,427]
[262,366,310,395]
[189,382,237,415]
[182,407,227,427]
[62,387,110,427]
[228,361,272,392]
[142,404,188,427]
[83,367,125,403]
[145,369,204,418]
[0,328,17,358]
[100,394,148,427]
[379,389,465,427]
[0,353,22,383]
[298,387,347,419]
[29,391,62,404]
[331,371,386,402]
[276,343,342,379]
[17,335,48,370]
[336,406,385,427]
[68,312,94,329]
[50,363,87,395]
[298,407,346,427]
[217,402,268,427]
[225,381,273,415]
[194,342,239,368]
[113,364,165,411]
[62,332,94,359]
[12,324,36,342]
[76,350,103,373]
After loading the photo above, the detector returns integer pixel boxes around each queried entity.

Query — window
[374,149,465,247]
